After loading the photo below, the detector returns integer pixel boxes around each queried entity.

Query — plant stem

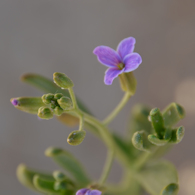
[103,92,131,125]
[68,87,78,109]
[99,150,115,185]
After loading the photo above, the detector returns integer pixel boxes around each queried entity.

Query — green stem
[103,92,131,125]
[99,150,115,185]
[68,88,78,109]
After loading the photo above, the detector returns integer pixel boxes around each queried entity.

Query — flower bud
[38,107,53,119]
[53,72,74,89]
[53,106,64,116]
[42,93,54,104]
[67,130,86,146]
[57,97,73,110]
[54,93,64,100]
[10,97,45,114]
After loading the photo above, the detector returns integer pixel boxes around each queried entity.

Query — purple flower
[76,188,102,195]
[93,37,142,85]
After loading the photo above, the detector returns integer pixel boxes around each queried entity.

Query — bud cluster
[38,93,73,119]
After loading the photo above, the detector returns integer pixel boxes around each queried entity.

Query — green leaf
[169,126,185,144]
[150,108,165,139]
[162,103,185,127]
[148,134,170,146]
[128,104,153,138]
[45,147,90,185]
[132,131,151,152]
[16,164,54,192]
[33,175,59,194]
[161,183,179,195]
[136,161,178,195]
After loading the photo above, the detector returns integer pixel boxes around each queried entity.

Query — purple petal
[123,53,142,72]
[93,46,121,67]
[117,37,136,60]
[87,190,102,195]
[11,99,18,106]
[76,188,89,195]
[104,68,124,85]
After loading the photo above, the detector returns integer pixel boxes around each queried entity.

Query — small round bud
[67,130,86,146]
[54,93,64,100]
[53,72,74,89]
[42,93,54,104]
[53,106,64,116]
[38,107,53,119]
[57,97,73,110]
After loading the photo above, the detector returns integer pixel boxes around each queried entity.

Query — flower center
[117,63,125,70]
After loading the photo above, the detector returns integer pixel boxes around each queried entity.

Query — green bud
[150,108,165,139]
[162,103,185,127]
[118,72,137,95]
[38,107,53,119]
[10,97,45,114]
[67,130,86,146]
[53,106,64,116]
[53,171,66,182]
[54,93,64,100]
[53,72,74,89]
[42,93,54,104]
[132,130,151,152]
[160,183,179,195]
[57,97,73,110]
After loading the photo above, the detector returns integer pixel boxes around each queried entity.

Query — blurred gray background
[1,0,195,194]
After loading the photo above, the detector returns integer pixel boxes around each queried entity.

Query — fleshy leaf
[33,175,60,194]
[128,104,153,138]
[169,126,185,144]
[150,108,165,139]
[148,134,170,146]
[136,161,178,195]
[16,164,54,192]
[45,147,90,185]
[160,183,179,195]
[132,131,151,152]
[162,103,185,127]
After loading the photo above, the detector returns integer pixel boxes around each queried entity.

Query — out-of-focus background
[1,0,195,194]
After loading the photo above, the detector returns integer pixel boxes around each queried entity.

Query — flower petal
[104,68,124,85]
[123,53,142,72]
[117,37,136,60]
[76,188,89,195]
[87,190,102,195]
[93,46,121,67]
